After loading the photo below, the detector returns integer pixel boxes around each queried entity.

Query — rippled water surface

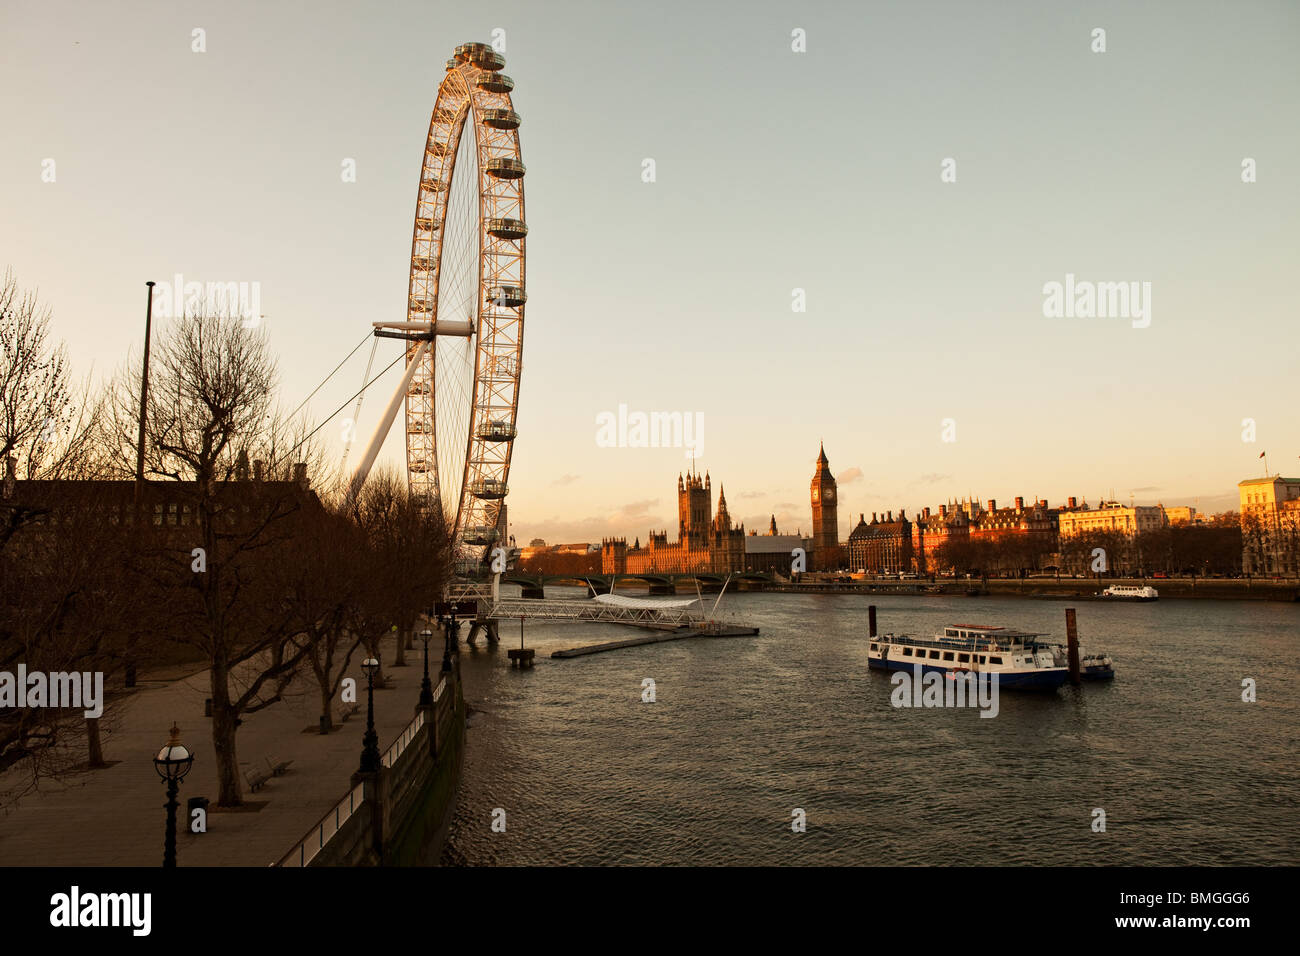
[441,590,1299,865]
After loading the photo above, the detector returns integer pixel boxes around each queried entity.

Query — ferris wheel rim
[404,44,525,555]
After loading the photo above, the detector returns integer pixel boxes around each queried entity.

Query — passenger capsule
[462,525,501,545]
[487,217,528,240]
[482,108,521,130]
[455,42,492,62]
[477,51,506,71]
[414,216,439,232]
[469,478,508,499]
[409,296,435,313]
[487,285,526,308]
[485,157,525,180]
[476,73,514,94]
[476,420,518,441]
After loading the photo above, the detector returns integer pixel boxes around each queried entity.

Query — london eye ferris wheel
[401,41,525,559]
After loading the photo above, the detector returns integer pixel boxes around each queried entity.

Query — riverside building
[1056,499,1166,539]
[1238,475,1300,576]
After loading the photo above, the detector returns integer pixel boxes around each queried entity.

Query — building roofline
[1238,476,1300,486]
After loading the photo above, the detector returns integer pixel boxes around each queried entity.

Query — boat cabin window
[869,643,878,652]
[958,653,970,663]
[942,651,955,661]
[989,656,1003,664]
[929,650,940,659]
[977,655,986,664]
[902,647,913,657]
[945,629,958,637]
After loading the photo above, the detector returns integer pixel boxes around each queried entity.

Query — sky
[2,0,1298,545]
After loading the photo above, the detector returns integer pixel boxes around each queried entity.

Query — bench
[265,756,294,777]
[244,766,272,792]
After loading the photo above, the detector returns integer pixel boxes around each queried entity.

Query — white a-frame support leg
[348,338,430,500]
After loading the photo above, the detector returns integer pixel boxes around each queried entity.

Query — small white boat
[1046,645,1116,680]
[1099,585,1158,602]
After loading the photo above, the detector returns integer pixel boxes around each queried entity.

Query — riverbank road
[0,632,431,866]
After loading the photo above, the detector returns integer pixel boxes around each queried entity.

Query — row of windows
[22,502,260,528]
[871,643,1004,665]
[1246,490,1300,506]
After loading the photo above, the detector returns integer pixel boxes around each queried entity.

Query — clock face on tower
[812,489,819,501]
[825,488,835,501]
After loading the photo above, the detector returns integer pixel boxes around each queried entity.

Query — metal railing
[275,780,366,868]
[489,596,705,628]
[380,710,425,769]
[273,706,434,867]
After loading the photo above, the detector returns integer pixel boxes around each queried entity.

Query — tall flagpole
[133,280,155,513]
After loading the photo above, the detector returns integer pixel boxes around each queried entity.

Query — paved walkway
[0,631,440,866]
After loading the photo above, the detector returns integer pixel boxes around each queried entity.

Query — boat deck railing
[874,633,1045,652]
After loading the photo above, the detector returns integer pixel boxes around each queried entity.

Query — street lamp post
[419,628,434,706]
[442,610,456,673]
[358,658,381,774]
[153,724,194,868]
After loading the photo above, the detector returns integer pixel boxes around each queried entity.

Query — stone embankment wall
[310,658,465,867]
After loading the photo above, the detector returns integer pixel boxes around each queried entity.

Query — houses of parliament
[601,445,841,574]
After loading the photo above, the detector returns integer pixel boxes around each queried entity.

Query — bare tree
[0,269,68,475]
[0,271,126,802]
[0,480,134,803]
[274,499,365,733]
[346,468,453,683]
[1,269,105,538]
[104,312,316,805]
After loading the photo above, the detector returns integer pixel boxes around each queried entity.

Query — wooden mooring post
[868,605,877,639]
[1065,607,1081,686]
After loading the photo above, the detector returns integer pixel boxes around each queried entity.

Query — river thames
[442,589,1298,865]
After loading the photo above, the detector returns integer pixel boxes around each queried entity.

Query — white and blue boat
[1099,585,1158,602]
[868,624,1069,691]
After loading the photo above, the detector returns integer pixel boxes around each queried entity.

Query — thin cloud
[613,498,660,520]
[516,498,666,544]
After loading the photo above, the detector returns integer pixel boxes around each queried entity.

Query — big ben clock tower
[810,443,839,571]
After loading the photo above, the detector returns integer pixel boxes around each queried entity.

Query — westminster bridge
[497,570,776,598]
